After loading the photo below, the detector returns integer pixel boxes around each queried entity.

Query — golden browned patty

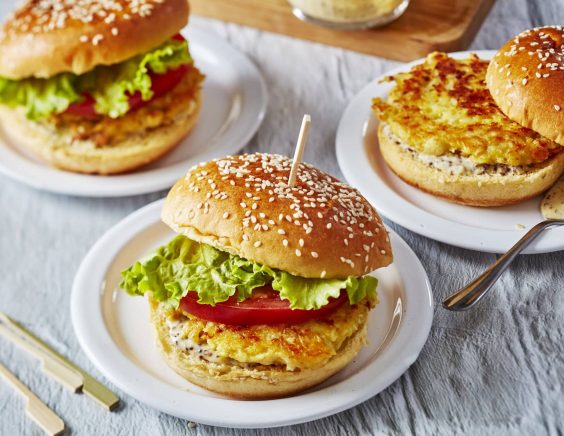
[153,298,373,371]
[372,52,562,167]
[46,65,204,147]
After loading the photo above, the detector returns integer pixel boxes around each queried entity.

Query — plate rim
[71,199,433,428]
[336,50,564,254]
[0,25,267,198]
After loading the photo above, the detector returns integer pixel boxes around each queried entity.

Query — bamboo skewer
[0,324,83,392]
[0,312,119,411]
[0,362,65,436]
[288,114,311,188]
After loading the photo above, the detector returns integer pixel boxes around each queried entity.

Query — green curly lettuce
[120,235,378,311]
[0,39,192,120]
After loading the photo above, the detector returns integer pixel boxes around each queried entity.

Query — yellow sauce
[288,0,404,23]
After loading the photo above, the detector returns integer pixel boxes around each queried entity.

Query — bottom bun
[0,81,201,175]
[378,124,564,207]
[150,299,368,400]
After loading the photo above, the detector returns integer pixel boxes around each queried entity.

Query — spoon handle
[443,220,564,311]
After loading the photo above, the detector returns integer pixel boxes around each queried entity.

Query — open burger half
[121,153,393,399]
[0,0,203,174]
[372,26,563,207]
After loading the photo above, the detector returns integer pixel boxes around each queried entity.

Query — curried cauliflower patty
[152,298,373,371]
[372,52,562,167]
[45,65,204,147]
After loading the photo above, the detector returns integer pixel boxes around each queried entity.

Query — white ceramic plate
[336,50,564,254]
[71,199,433,428]
[0,26,267,197]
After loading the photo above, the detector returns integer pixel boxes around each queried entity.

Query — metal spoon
[443,219,564,311]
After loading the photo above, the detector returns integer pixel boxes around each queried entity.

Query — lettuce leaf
[120,235,378,310]
[0,39,192,120]
[0,73,80,120]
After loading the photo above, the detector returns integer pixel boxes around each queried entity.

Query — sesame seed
[278,229,286,235]
[295,249,302,257]
[326,223,332,229]
[92,34,103,45]
[298,239,304,247]
[311,252,319,258]
[254,241,262,248]
[555,105,561,111]
[222,212,230,219]
[283,239,289,247]
[320,271,326,278]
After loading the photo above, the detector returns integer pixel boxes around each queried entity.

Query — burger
[0,0,203,174]
[120,153,393,399]
[372,26,564,207]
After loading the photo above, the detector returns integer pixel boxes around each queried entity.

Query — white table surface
[1,1,563,435]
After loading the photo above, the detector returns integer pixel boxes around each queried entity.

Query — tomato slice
[179,286,349,326]
[65,34,188,118]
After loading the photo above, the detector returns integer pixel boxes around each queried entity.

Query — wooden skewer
[288,114,311,188]
[0,324,83,392]
[0,362,65,436]
[0,312,119,411]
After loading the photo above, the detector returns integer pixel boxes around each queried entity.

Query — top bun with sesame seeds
[486,26,564,145]
[161,153,393,279]
[0,0,189,80]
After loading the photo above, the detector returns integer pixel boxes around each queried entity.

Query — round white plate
[71,199,433,428]
[336,50,564,254]
[0,25,267,197]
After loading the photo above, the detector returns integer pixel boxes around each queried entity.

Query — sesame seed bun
[162,153,393,279]
[486,26,564,145]
[150,297,369,400]
[0,0,189,79]
[379,124,564,207]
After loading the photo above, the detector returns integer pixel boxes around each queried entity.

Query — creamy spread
[167,318,266,369]
[541,177,564,219]
[167,318,225,364]
[384,125,528,177]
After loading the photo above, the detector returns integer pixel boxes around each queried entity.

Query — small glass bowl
[288,0,410,30]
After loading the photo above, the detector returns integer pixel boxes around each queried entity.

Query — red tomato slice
[65,34,188,118]
[178,286,349,326]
